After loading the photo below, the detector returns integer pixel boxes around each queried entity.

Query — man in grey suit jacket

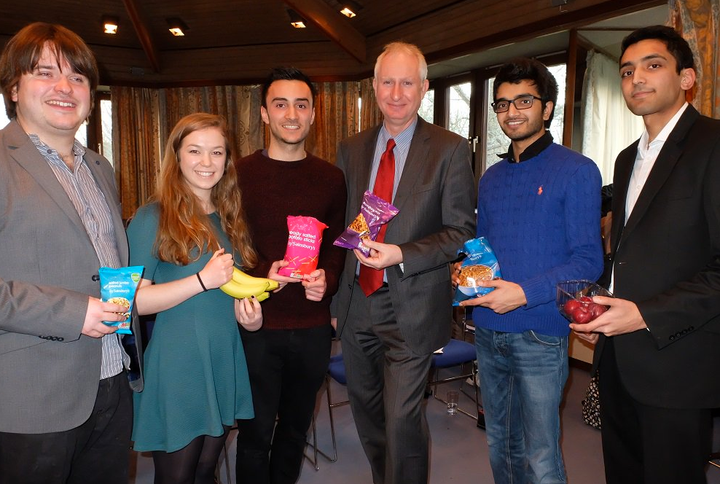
[333,42,476,484]
[0,23,141,484]
[572,26,720,484]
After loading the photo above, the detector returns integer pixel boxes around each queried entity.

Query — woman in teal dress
[127,113,262,484]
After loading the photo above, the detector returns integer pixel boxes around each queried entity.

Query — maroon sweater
[236,149,347,330]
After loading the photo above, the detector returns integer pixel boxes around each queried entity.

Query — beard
[502,116,545,142]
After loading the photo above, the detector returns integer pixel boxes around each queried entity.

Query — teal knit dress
[128,203,254,452]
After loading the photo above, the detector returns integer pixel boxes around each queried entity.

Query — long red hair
[153,113,257,267]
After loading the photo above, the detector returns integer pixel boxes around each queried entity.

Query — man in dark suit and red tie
[332,42,476,484]
[572,25,720,484]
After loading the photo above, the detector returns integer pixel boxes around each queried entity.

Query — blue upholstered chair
[428,338,481,420]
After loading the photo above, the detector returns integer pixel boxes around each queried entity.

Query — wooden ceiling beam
[282,0,366,63]
[122,0,160,73]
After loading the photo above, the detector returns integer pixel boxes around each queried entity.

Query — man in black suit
[572,25,720,484]
[333,42,476,484]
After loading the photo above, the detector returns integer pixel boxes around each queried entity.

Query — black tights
[152,428,230,484]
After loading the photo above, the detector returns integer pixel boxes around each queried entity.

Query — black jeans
[236,325,331,484]
[0,372,133,484]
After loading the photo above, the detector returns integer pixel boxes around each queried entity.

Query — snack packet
[278,216,328,279]
[453,237,501,306]
[99,266,144,334]
[334,191,399,257]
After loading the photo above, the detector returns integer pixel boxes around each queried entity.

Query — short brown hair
[0,22,99,118]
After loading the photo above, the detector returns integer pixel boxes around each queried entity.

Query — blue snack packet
[99,266,144,334]
[453,237,501,306]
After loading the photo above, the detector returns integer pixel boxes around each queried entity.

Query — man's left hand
[354,239,402,270]
[302,269,327,302]
[458,279,527,314]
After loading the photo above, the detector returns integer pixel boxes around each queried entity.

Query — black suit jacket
[594,105,720,409]
[333,117,476,354]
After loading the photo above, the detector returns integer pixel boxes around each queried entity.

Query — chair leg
[304,376,339,466]
[325,378,339,462]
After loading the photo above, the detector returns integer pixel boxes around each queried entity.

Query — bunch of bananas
[220,267,279,301]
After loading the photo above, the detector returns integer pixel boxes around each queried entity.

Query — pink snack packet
[278,216,328,279]
[333,190,399,257]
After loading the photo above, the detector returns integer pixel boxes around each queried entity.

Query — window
[0,96,9,129]
[447,82,471,138]
[99,98,114,166]
[419,89,434,124]
[485,63,566,169]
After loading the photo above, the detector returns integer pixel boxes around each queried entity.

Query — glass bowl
[556,280,612,324]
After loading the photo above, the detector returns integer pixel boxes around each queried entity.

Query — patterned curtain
[111,85,263,219]
[359,77,383,133]
[669,0,720,118]
[158,85,263,158]
[112,81,369,218]
[111,86,162,220]
[305,81,360,163]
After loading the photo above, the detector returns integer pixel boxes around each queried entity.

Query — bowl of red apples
[557,280,612,324]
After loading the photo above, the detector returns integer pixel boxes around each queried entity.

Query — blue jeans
[475,327,568,484]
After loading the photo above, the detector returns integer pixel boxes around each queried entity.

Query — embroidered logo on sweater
[537,185,543,195]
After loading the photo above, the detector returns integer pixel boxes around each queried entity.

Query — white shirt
[625,102,689,222]
[611,102,689,295]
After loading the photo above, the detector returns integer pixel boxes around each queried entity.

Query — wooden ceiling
[0,0,663,87]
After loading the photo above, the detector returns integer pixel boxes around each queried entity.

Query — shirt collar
[638,102,689,155]
[380,116,418,156]
[500,131,554,163]
[29,134,86,165]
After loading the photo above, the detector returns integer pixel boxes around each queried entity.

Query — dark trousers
[341,283,433,484]
[0,372,132,484]
[598,338,712,484]
[236,324,331,484]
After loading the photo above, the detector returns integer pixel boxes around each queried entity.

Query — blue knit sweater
[473,142,603,336]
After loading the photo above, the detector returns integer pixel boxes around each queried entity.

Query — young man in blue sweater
[459,58,603,484]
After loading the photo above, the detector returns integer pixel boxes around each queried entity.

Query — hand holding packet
[277,215,328,279]
[99,266,144,334]
[334,191,399,257]
[453,237,501,306]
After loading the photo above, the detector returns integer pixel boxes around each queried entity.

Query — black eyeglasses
[491,95,543,113]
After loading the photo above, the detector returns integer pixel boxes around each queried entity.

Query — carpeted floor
[129,358,720,484]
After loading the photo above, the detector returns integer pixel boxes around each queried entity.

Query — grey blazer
[0,120,141,434]
[334,117,476,354]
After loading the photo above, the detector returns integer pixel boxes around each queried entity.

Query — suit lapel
[351,126,380,215]
[392,117,427,213]
[621,106,698,241]
[5,121,86,233]
[610,142,636,256]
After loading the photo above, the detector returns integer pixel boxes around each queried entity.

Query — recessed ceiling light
[167,18,189,37]
[287,9,307,29]
[102,16,119,35]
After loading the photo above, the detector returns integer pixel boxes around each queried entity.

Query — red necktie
[358,138,396,296]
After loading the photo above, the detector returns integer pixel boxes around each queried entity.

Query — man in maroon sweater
[234,67,347,484]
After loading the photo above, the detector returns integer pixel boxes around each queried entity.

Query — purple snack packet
[333,191,399,256]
